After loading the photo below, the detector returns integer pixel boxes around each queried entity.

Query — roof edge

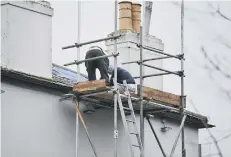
[1,66,72,93]
[1,66,214,129]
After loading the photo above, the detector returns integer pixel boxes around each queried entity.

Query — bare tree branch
[203,132,231,145]
[173,1,231,22]
[207,3,231,22]
[202,63,231,101]
[203,64,215,80]
[172,1,215,15]
[189,99,224,157]
[219,88,231,101]
[171,2,230,156]
[215,5,231,22]
[201,46,231,79]
[218,38,231,50]
[223,57,231,69]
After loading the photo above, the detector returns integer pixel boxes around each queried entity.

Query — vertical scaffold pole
[140,1,146,154]
[76,1,81,157]
[139,25,144,149]
[181,0,186,157]
[113,1,118,157]
[139,1,145,155]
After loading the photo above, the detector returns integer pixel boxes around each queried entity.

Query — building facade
[1,66,209,157]
[1,1,212,157]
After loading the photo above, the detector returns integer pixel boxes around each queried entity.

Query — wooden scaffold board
[73,80,182,109]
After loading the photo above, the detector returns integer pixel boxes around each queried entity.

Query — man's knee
[127,79,135,84]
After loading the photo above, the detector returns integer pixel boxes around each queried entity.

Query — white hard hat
[89,46,103,51]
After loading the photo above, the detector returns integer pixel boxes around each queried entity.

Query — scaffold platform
[72,79,182,113]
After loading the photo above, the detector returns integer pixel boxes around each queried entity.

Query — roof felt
[1,65,214,129]
[52,63,88,85]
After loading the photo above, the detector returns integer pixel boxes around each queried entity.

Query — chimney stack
[1,1,54,78]
[106,1,164,90]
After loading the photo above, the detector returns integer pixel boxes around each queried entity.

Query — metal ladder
[116,80,145,157]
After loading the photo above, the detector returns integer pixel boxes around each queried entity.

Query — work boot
[105,79,111,87]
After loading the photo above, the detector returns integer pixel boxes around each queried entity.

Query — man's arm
[110,70,114,86]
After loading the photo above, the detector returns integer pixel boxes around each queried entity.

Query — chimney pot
[131,3,142,33]
[118,1,133,31]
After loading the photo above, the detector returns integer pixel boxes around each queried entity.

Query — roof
[52,63,88,85]
[1,66,72,93]
[1,65,214,129]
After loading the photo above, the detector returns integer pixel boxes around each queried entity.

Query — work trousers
[110,78,135,86]
[85,49,109,82]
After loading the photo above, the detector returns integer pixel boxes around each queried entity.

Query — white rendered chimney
[105,30,164,90]
[1,1,54,78]
[105,1,164,90]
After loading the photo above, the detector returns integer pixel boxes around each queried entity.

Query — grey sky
[50,1,231,156]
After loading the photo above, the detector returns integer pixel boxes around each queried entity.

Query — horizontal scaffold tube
[64,53,119,66]
[133,72,172,79]
[122,56,172,65]
[142,63,181,76]
[62,35,121,50]
[137,44,183,60]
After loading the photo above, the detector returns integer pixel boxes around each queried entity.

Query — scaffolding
[61,0,186,157]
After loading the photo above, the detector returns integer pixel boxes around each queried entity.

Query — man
[108,65,135,85]
[108,65,136,93]
[85,46,110,83]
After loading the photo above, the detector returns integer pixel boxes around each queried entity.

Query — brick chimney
[106,1,164,90]
[1,1,54,78]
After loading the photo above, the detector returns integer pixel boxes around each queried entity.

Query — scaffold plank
[73,79,110,94]
[137,85,181,106]
[73,80,181,108]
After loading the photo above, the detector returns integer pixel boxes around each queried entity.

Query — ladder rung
[132,144,140,148]
[130,132,138,135]
[123,107,131,110]
[126,119,135,123]
[125,112,131,116]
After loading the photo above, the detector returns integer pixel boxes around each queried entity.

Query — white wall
[1,81,199,157]
[1,1,53,78]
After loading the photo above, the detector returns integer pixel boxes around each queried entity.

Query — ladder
[116,80,145,157]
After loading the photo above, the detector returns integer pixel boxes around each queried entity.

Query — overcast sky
[50,1,231,156]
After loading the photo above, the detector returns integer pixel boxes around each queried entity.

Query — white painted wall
[1,81,199,157]
[1,1,53,78]
[105,30,164,90]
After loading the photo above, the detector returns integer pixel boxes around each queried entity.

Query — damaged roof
[1,64,214,129]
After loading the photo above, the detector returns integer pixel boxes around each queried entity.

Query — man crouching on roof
[85,46,110,84]
[108,65,137,93]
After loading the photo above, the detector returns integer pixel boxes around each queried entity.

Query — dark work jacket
[85,49,109,68]
[110,67,135,85]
